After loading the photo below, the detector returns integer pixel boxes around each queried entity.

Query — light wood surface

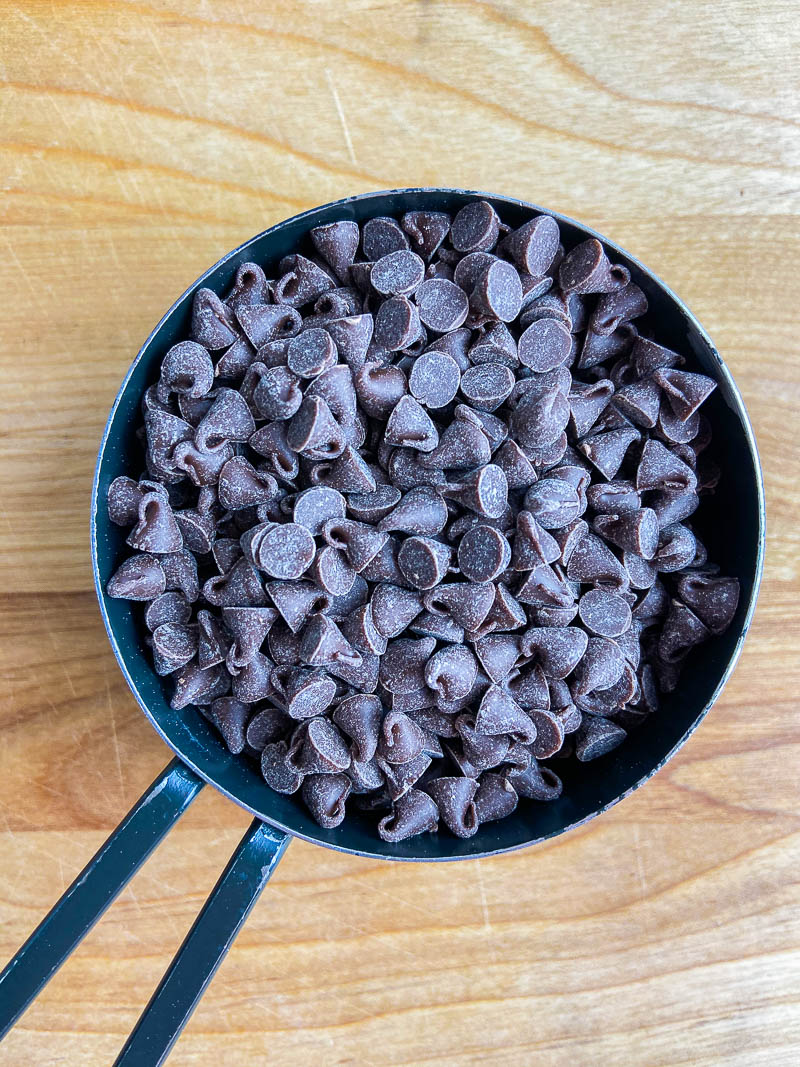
[1,2,799,1064]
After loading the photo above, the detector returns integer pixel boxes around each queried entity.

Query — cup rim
[91,187,766,861]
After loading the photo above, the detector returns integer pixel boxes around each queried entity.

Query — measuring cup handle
[114,817,290,1066]
[0,758,204,1040]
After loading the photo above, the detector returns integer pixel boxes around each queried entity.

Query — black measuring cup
[0,190,765,1065]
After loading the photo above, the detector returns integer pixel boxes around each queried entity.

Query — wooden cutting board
[1,2,799,1063]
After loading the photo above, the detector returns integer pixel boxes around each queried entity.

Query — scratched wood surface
[1,1,799,1064]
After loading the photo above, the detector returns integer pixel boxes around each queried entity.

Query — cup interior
[91,188,765,861]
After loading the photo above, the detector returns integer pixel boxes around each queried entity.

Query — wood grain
[1,1,799,1064]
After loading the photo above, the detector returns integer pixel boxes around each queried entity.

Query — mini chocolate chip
[371,250,426,296]
[424,776,478,838]
[397,536,452,590]
[518,318,572,372]
[378,788,439,841]
[414,278,470,333]
[451,200,501,253]
[460,363,515,411]
[362,216,410,260]
[575,715,627,761]
[384,395,439,453]
[457,524,511,582]
[578,588,632,638]
[409,349,462,409]
[470,260,523,323]
[374,295,422,351]
[559,239,630,295]
[441,465,508,519]
[287,328,337,378]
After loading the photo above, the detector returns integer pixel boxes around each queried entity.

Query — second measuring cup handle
[0,758,205,1040]
[114,818,290,1066]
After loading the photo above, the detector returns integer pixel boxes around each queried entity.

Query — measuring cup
[0,189,765,1065]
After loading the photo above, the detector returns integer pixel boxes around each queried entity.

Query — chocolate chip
[423,645,478,702]
[593,508,659,559]
[301,774,351,828]
[424,582,496,632]
[377,486,448,536]
[402,211,451,259]
[613,378,661,428]
[384,395,439,453]
[575,715,627,761]
[362,216,409,260]
[565,532,629,589]
[310,220,360,282]
[658,599,710,662]
[453,251,495,293]
[370,250,426,297]
[474,773,518,823]
[321,315,373,373]
[424,777,478,838]
[287,717,351,775]
[380,636,436,694]
[108,554,166,600]
[570,637,626,697]
[299,613,361,668]
[374,295,421,352]
[245,706,291,752]
[409,349,462,408]
[589,282,648,336]
[677,573,739,634]
[457,525,512,582]
[501,214,560,276]
[397,536,452,589]
[441,464,508,519]
[354,361,408,419]
[377,711,426,765]
[191,287,238,349]
[414,279,470,333]
[559,239,630,295]
[520,626,588,678]
[653,368,717,422]
[518,318,572,372]
[510,388,570,451]
[527,708,566,759]
[469,260,523,323]
[523,478,581,529]
[274,255,335,309]
[653,523,697,573]
[420,417,491,470]
[475,686,537,744]
[586,479,640,515]
[287,328,337,378]
[460,363,515,411]
[507,761,562,801]
[578,588,632,638]
[451,200,500,253]
[378,788,439,841]
[637,438,697,493]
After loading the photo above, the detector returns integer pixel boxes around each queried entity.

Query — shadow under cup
[92,188,765,861]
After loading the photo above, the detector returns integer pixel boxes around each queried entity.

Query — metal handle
[114,818,290,1066]
[0,758,205,1040]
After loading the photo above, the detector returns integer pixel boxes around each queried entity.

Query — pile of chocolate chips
[107,200,740,842]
